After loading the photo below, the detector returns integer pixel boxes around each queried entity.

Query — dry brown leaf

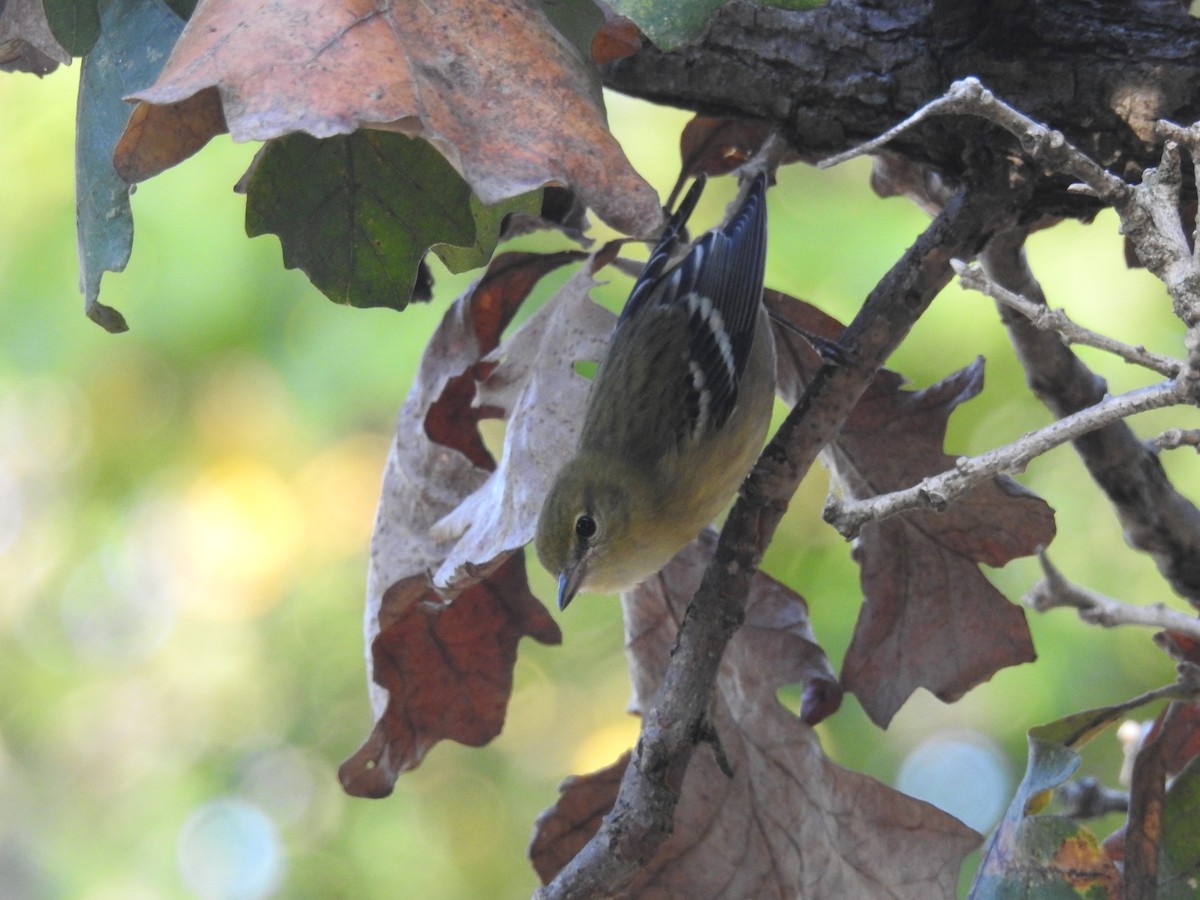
[429,250,618,592]
[117,0,661,235]
[766,291,1052,727]
[0,0,69,75]
[531,532,979,896]
[530,752,630,879]
[679,116,777,179]
[340,251,586,797]
[340,553,559,798]
[833,362,1049,726]
[591,16,642,64]
[113,87,227,182]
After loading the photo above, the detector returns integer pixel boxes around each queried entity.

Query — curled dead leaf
[118,0,662,235]
[531,531,977,896]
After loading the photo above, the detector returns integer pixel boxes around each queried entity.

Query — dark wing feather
[653,173,768,431]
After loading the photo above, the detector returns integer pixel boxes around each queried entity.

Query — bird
[535,172,775,610]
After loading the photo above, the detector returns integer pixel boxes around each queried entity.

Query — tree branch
[953,259,1180,378]
[601,2,1200,221]
[1055,777,1130,819]
[824,380,1181,538]
[828,76,1200,606]
[982,230,1200,608]
[1025,551,1200,642]
[536,164,1027,900]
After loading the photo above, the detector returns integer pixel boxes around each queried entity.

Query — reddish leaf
[424,251,586,471]
[679,115,777,179]
[1155,630,1200,667]
[112,87,227,182]
[591,17,641,64]
[1144,699,1200,780]
[531,532,977,897]
[116,0,662,236]
[1125,704,1169,897]
[766,291,1052,727]
[340,251,585,797]
[340,552,559,798]
[836,362,1049,725]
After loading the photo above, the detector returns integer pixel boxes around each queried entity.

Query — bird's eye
[574,514,597,540]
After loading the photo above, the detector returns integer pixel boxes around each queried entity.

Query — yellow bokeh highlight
[569,718,641,775]
[172,457,304,620]
[296,433,390,561]
[191,355,297,457]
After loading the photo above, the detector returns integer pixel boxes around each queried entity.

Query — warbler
[536,173,776,609]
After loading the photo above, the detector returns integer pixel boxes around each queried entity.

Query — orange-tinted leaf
[532,532,976,897]
[113,86,226,182]
[680,115,776,179]
[971,699,1167,898]
[340,553,559,797]
[341,251,583,797]
[591,16,641,63]
[120,0,661,236]
[766,291,1052,727]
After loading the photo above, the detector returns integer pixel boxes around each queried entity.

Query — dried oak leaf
[766,291,1053,728]
[339,250,585,798]
[531,531,977,897]
[116,0,661,236]
[0,0,70,75]
[429,246,619,593]
[680,115,778,179]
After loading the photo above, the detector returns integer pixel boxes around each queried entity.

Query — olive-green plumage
[536,174,775,608]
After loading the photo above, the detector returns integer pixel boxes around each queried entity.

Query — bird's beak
[557,561,587,611]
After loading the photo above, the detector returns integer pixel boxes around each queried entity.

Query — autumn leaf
[338,250,590,797]
[0,0,70,74]
[970,697,1176,898]
[339,554,559,798]
[679,116,777,178]
[591,16,642,64]
[835,362,1049,726]
[603,0,727,50]
[531,531,977,896]
[75,0,186,332]
[767,291,1052,727]
[235,130,540,310]
[429,246,620,593]
[116,0,661,237]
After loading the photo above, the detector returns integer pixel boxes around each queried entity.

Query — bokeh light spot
[177,798,283,900]
[895,731,1011,834]
[172,458,304,620]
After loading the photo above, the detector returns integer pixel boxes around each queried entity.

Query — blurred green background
[1,62,1196,899]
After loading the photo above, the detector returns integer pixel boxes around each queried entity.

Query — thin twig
[980,230,1200,607]
[953,259,1181,378]
[820,77,1131,208]
[1024,550,1200,642]
[825,381,1181,538]
[1056,777,1130,819]
[1151,428,1200,452]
